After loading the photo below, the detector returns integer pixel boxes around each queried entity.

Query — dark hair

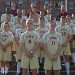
[5,22,9,24]
[61,16,66,19]
[4,22,10,28]
[29,11,34,15]
[39,17,44,20]
[20,18,26,22]
[50,14,55,21]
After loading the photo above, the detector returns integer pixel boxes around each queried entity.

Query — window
[30,0,36,4]
[18,0,23,7]
[69,2,73,9]
[44,0,50,5]
[3,0,11,6]
[56,0,61,8]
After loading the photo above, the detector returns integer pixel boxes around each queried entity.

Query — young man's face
[49,22,56,31]
[20,20,26,28]
[50,16,55,22]
[39,18,45,27]
[17,9,22,16]
[47,10,51,15]
[4,24,10,31]
[66,16,71,22]
[32,7,36,13]
[29,12,34,18]
[22,10,25,15]
[61,17,66,24]
[40,11,44,18]
[27,20,33,30]
[61,6,66,12]
[11,2,16,8]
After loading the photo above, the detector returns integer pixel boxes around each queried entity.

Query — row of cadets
[35,17,49,74]
[20,19,40,75]
[15,18,27,75]
[71,14,75,65]
[0,22,14,75]
[66,14,75,66]
[42,22,63,75]
[56,16,72,75]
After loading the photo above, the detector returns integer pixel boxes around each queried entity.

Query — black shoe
[16,73,20,75]
[74,63,75,66]
[1,73,4,75]
[5,73,8,75]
